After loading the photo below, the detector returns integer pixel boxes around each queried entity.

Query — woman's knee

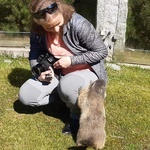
[57,73,86,104]
[58,71,98,102]
[19,84,32,106]
[19,77,59,106]
[18,79,41,106]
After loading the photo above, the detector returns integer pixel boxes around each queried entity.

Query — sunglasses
[33,2,58,19]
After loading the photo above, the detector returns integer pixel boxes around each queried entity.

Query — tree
[0,0,73,32]
[0,0,30,32]
[73,0,97,27]
[126,0,150,50]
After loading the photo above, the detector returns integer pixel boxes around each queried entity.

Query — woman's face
[33,2,64,33]
[40,12,64,33]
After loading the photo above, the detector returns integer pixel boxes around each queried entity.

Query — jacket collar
[62,12,76,35]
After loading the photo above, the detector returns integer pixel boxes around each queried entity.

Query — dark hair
[29,0,75,34]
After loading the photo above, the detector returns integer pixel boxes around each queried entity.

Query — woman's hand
[53,56,71,69]
[38,67,54,82]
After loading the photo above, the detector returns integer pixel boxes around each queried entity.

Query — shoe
[70,118,79,134]
[62,118,79,135]
[62,123,71,135]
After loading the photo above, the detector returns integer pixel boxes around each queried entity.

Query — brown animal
[77,79,106,150]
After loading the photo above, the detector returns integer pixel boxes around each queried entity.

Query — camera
[32,53,58,77]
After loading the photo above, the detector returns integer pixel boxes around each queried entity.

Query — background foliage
[126,0,150,50]
[0,0,150,50]
[0,0,30,31]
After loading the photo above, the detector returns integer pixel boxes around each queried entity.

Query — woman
[19,0,108,134]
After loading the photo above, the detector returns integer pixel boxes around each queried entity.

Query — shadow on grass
[13,99,80,143]
[8,68,31,87]
[67,146,87,150]
[13,98,70,123]
[13,98,77,143]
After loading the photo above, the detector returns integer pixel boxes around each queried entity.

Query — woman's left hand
[38,67,54,82]
[53,56,71,69]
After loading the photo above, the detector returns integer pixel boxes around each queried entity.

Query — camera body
[32,53,58,77]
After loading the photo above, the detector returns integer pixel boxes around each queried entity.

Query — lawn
[0,55,150,150]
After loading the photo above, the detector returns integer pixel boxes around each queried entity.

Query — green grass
[0,55,150,150]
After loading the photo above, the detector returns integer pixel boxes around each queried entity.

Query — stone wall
[96,0,128,61]
[74,0,128,61]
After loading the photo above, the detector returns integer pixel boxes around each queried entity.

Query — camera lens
[32,64,45,77]
[31,53,58,78]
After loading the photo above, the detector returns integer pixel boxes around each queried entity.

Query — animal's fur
[77,79,106,150]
